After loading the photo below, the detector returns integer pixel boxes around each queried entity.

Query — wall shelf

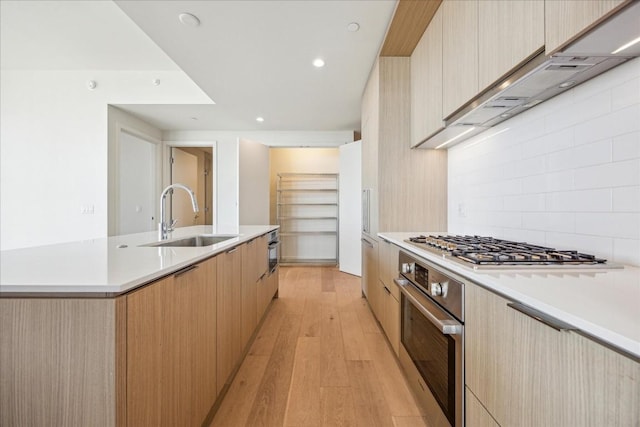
[276,173,339,265]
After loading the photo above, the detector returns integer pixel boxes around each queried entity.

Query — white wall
[448,57,640,267]
[239,139,270,225]
[0,70,211,250]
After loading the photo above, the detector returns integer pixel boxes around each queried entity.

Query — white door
[118,131,157,234]
[338,141,362,276]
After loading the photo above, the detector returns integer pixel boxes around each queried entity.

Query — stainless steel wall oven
[267,229,280,274]
[395,251,464,427]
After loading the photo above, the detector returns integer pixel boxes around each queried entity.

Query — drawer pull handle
[174,265,198,278]
[226,247,238,254]
[507,302,576,332]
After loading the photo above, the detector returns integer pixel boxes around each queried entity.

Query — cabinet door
[256,272,269,321]
[126,257,216,426]
[466,387,499,427]
[241,240,258,351]
[383,290,400,356]
[256,234,269,279]
[478,0,543,91]
[411,5,444,147]
[466,284,640,426]
[216,246,243,395]
[545,0,626,54]
[361,237,378,298]
[442,0,478,119]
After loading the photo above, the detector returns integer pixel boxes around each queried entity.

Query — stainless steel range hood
[416,1,640,150]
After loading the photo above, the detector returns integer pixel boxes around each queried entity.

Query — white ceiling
[1,0,396,132]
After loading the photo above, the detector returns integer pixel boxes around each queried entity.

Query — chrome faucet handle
[168,219,177,231]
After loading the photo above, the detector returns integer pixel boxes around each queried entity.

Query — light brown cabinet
[257,266,279,322]
[216,245,243,395]
[545,0,627,55]
[376,239,400,355]
[466,284,640,426]
[442,0,478,119]
[126,256,217,427]
[256,233,269,278]
[361,236,378,299]
[411,4,443,147]
[478,0,544,92]
[466,387,499,427]
[241,238,258,350]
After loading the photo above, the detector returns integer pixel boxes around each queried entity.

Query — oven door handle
[394,278,462,335]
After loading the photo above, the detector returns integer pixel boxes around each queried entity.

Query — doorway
[169,147,214,227]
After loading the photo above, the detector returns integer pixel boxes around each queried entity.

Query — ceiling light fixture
[611,35,640,54]
[190,117,198,121]
[347,22,360,32]
[178,12,200,27]
[152,79,161,86]
[256,117,265,122]
[87,80,97,90]
[313,58,325,68]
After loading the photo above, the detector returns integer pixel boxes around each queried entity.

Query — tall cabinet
[360,56,447,323]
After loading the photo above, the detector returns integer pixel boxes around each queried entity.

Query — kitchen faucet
[158,183,199,240]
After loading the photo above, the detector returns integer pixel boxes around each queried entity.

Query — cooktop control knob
[431,282,448,297]
[401,263,414,274]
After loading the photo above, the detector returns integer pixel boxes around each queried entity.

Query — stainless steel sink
[141,235,236,248]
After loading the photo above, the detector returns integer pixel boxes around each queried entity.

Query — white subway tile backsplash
[613,238,640,266]
[448,58,640,266]
[575,213,639,239]
[612,76,639,111]
[613,132,640,161]
[546,139,611,172]
[574,104,640,146]
[521,127,574,159]
[504,194,546,212]
[546,188,612,212]
[613,186,640,212]
[574,159,640,189]
[544,90,611,134]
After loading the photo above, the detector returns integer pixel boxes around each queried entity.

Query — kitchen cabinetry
[411,4,443,147]
[362,57,447,236]
[361,236,378,299]
[545,0,627,55]
[478,0,544,92]
[376,239,400,355]
[257,267,279,322]
[277,173,338,265]
[442,0,478,119]
[216,245,243,395]
[466,284,639,426]
[126,256,217,426]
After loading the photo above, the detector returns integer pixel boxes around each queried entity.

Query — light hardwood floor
[210,266,427,427]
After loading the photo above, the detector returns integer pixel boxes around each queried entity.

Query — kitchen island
[0,225,279,427]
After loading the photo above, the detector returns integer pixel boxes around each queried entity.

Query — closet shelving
[276,173,339,265]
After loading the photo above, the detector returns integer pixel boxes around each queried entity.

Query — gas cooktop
[405,235,619,270]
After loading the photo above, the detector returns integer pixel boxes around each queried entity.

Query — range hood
[416,1,640,150]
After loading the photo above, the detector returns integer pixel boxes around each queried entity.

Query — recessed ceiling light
[178,13,200,27]
[559,80,576,88]
[256,117,265,122]
[313,58,325,68]
[190,117,198,121]
[347,22,360,32]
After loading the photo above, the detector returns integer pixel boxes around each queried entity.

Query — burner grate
[408,235,606,266]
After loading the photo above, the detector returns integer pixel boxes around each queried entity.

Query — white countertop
[0,225,278,296]
[379,232,640,359]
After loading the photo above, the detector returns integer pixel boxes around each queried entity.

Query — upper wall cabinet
[478,1,544,92]
[442,0,478,120]
[545,0,627,54]
[411,5,444,147]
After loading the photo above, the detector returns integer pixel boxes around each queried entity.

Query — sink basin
[141,235,236,248]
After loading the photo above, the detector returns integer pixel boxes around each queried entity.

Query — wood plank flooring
[210,266,425,427]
